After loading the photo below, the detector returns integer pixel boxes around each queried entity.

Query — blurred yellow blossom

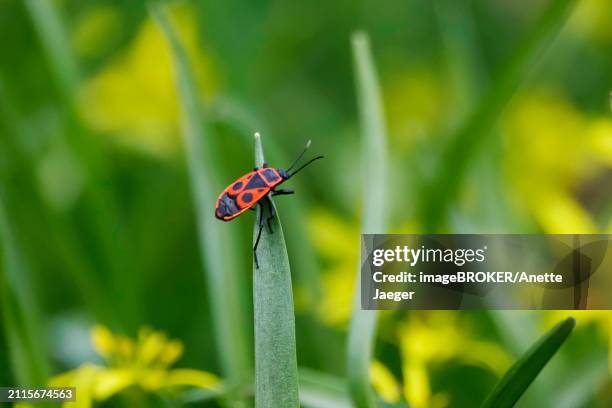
[588,119,612,165]
[569,0,612,44]
[503,90,612,233]
[370,360,401,403]
[371,312,511,407]
[80,5,216,157]
[47,325,219,407]
[309,209,418,326]
[308,209,358,325]
[384,67,448,151]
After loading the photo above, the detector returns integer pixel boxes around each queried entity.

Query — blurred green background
[0,0,611,407]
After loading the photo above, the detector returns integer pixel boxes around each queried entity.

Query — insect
[215,139,323,268]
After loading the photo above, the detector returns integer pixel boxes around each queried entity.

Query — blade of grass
[347,31,389,408]
[23,0,79,100]
[151,2,251,398]
[22,0,138,329]
[209,99,330,371]
[252,132,299,407]
[480,317,576,408]
[433,0,484,116]
[299,367,351,408]
[0,76,113,324]
[421,0,578,231]
[551,350,609,408]
[0,198,50,387]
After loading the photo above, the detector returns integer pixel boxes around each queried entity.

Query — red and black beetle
[215,138,323,267]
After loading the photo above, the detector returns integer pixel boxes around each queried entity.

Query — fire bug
[215,139,323,267]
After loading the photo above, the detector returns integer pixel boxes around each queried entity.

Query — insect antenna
[286,140,312,173]
[287,155,324,179]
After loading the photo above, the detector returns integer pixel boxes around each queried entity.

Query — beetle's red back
[215,167,284,221]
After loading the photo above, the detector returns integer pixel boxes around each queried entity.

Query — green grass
[421,0,578,231]
[299,367,351,408]
[23,0,79,99]
[347,31,390,408]
[0,198,49,388]
[252,132,299,407]
[0,78,113,324]
[23,0,139,329]
[152,2,251,401]
[0,1,605,407]
[481,317,576,407]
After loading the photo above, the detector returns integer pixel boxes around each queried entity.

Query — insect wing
[215,171,271,220]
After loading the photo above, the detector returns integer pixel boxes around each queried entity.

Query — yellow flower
[371,312,511,407]
[308,209,359,326]
[503,90,612,233]
[384,67,450,151]
[309,209,419,326]
[48,325,219,407]
[370,360,401,403]
[80,4,216,157]
[569,0,612,44]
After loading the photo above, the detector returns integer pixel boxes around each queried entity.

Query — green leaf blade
[421,0,578,231]
[23,0,135,329]
[299,367,352,408]
[151,2,251,396]
[481,317,576,408]
[347,31,389,408]
[0,199,50,388]
[23,0,79,99]
[252,133,299,407]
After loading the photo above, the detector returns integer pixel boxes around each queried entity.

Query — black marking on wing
[245,173,266,189]
[217,192,240,217]
[242,192,253,203]
[262,168,280,183]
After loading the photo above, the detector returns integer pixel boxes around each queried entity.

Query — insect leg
[265,196,275,234]
[272,188,295,196]
[253,203,264,269]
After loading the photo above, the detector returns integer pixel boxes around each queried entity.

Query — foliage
[0,0,611,407]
